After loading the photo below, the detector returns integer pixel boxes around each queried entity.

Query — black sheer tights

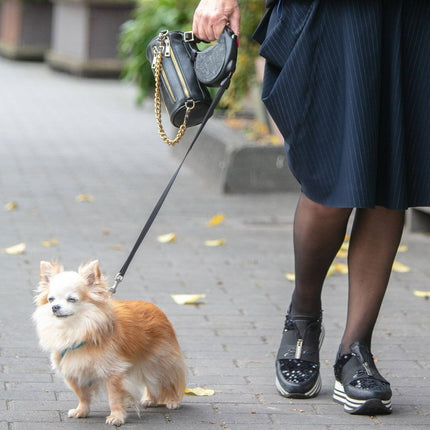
[290,193,405,354]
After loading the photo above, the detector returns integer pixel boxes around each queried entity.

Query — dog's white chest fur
[52,343,130,386]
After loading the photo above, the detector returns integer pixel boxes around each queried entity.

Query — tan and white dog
[32,260,186,426]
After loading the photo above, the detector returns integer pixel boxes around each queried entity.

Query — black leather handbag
[146,27,237,145]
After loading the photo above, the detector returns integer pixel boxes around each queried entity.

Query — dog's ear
[39,261,62,283]
[36,261,63,305]
[79,260,101,287]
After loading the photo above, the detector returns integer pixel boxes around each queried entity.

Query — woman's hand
[193,0,240,42]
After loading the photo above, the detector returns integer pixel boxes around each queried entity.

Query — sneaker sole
[275,325,325,399]
[333,380,392,415]
[276,372,321,399]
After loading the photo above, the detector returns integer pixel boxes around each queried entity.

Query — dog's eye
[67,297,78,303]
[48,297,54,303]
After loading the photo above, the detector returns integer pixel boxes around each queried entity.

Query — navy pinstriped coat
[254,0,430,209]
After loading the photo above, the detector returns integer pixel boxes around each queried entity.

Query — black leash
[110,75,232,294]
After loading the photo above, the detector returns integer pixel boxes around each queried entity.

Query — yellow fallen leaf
[333,262,348,274]
[41,238,58,247]
[76,193,94,202]
[112,245,122,251]
[225,117,244,129]
[102,228,111,236]
[285,273,295,282]
[326,264,336,277]
[185,387,215,396]
[206,214,225,227]
[268,134,282,145]
[336,249,348,258]
[253,120,270,136]
[398,245,408,252]
[5,202,18,211]
[2,242,26,254]
[171,294,206,305]
[392,261,411,273]
[204,238,226,247]
[157,233,177,243]
[413,290,430,298]
[340,242,349,252]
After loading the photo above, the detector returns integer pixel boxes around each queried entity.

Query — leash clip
[110,273,123,294]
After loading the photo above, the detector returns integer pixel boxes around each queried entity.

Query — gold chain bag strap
[147,30,212,146]
[152,39,192,145]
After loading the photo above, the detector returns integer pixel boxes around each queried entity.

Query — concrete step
[169,117,300,194]
[407,207,430,233]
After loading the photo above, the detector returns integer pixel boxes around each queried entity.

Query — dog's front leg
[66,378,91,418]
[105,374,127,426]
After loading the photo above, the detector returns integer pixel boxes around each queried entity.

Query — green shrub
[119,0,266,113]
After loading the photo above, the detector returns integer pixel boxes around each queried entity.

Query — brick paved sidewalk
[0,58,429,429]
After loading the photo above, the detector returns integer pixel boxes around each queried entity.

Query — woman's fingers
[193,0,240,41]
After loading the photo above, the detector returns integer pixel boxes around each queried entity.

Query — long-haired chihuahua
[33,260,186,426]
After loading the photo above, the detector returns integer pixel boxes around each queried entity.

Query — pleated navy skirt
[254,0,430,209]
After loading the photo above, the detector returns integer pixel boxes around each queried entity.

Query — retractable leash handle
[110,73,234,294]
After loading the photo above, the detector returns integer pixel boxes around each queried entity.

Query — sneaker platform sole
[333,380,392,415]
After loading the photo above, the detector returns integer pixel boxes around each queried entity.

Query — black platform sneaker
[333,342,392,415]
[275,310,324,398]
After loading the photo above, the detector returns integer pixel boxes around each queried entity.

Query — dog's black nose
[52,304,61,313]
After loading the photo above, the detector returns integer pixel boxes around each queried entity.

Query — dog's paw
[140,397,157,409]
[106,412,125,426]
[68,407,89,418]
[165,401,181,410]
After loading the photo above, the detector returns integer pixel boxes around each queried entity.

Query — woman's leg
[340,206,405,353]
[291,193,352,317]
[333,206,404,415]
[276,193,352,398]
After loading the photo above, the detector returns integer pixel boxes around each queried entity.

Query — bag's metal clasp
[158,29,169,41]
[183,31,195,42]
[156,30,170,57]
[185,100,196,110]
